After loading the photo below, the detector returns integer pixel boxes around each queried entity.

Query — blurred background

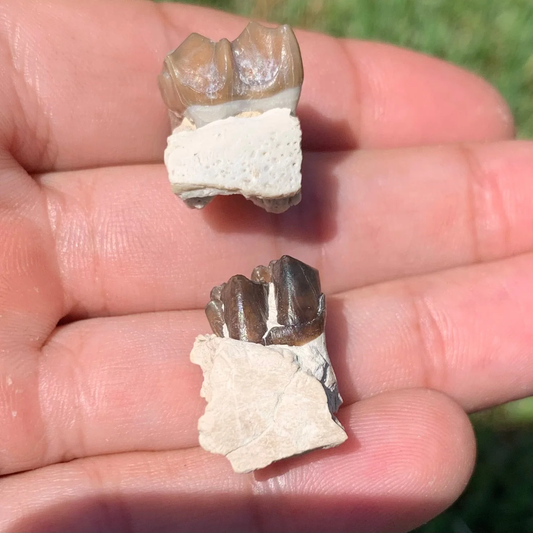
[155,1,532,531]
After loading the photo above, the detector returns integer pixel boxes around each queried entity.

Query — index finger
[0,0,514,172]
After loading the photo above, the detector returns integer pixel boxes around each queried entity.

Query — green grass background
[155,1,533,531]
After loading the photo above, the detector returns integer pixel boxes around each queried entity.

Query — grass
[155,1,532,531]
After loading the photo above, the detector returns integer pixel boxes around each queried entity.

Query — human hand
[0,1,531,531]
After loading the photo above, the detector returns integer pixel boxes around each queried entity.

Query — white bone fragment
[190,334,347,473]
[164,108,302,214]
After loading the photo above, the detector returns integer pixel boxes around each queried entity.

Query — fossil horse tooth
[160,23,304,213]
[206,256,325,347]
[159,22,303,127]
[264,255,325,346]
[270,255,322,326]
[195,256,345,472]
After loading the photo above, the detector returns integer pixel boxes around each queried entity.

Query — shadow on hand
[202,109,354,245]
[10,485,449,533]
[298,103,358,153]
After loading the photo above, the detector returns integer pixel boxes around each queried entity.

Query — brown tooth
[271,255,322,326]
[158,33,234,114]
[221,275,268,343]
[231,22,303,99]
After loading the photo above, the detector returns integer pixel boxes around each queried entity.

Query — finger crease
[459,143,512,263]
[404,280,449,392]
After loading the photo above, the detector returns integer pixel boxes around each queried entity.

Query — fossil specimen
[159,22,303,127]
[191,256,347,473]
[159,23,304,213]
[207,255,325,347]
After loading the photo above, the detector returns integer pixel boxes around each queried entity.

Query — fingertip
[341,40,516,148]
[261,387,477,532]
[346,388,476,501]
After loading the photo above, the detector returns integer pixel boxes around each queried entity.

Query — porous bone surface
[164,108,302,212]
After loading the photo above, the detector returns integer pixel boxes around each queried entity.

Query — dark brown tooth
[251,264,271,284]
[205,299,225,337]
[271,255,322,326]
[206,256,324,346]
[221,275,268,343]
[158,33,234,116]
[231,22,303,99]
[264,293,325,346]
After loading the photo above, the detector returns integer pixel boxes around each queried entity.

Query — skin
[0,0,531,531]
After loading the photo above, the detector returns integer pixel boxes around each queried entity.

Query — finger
[0,0,513,172]
[0,389,475,533]
[37,140,532,317]
[333,253,533,409]
[1,255,527,475]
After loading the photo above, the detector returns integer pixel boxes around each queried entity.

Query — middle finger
[39,140,532,318]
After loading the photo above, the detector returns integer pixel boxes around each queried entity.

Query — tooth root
[232,22,303,100]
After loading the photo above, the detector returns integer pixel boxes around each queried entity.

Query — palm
[0,1,531,532]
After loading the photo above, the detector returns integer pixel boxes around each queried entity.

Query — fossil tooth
[160,23,304,213]
[261,255,325,346]
[205,255,326,347]
[210,283,225,301]
[193,256,345,473]
[159,22,303,127]
[263,293,325,346]
[250,264,271,284]
[205,299,225,338]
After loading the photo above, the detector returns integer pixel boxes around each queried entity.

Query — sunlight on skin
[0,0,531,531]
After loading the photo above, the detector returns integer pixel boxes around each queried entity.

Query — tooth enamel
[159,34,235,127]
[158,22,303,126]
[231,22,303,100]
[160,23,304,213]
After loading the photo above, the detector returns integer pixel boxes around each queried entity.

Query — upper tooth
[158,22,303,127]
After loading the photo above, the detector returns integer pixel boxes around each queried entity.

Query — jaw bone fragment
[191,256,347,473]
[159,23,304,213]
